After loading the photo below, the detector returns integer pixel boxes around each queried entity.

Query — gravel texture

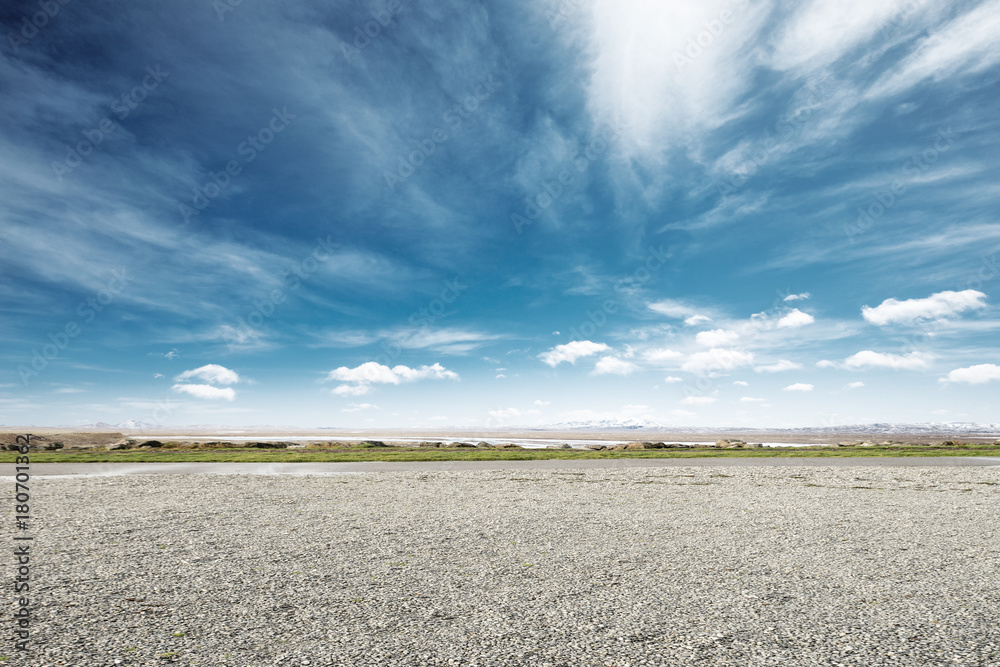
[8,465,1000,666]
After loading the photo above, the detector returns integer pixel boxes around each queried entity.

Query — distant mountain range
[539,419,1000,436]
[60,418,1000,436]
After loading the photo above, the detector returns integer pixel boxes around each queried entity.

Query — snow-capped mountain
[536,420,1000,436]
[77,420,159,430]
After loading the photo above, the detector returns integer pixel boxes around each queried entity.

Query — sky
[1,0,999,429]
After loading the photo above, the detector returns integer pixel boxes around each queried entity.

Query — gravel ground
[6,466,1000,666]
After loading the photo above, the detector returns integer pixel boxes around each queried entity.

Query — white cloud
[488,407,523,421]
[868,1,1000,99]
[733,380,748,386]
[777,308,815,328]
[495,373,507,379]
[754,360,802,373]
[783,292,810,302]
[332,384,372,396]
[783,383,814,392]
[940,364,1000,385]
[326,362,458,395]
[740,396,765,402]
[682,348,754,373]
[816,359,838,368]
[175,364,239,385]
[592,356,638,376]
[648,299,699,319]
[326,362,458,384]
[533,399,551,406]
[538,340,610,367]
[643,347,684,362]
[844,381,865,389]
[663,376,683,383]
[861,290,987,326]
[681,395,717,406]
[54,387,85,394]
[844,350,932,370]
[342,402,379,413]
[684,314,712,325]
[696,329,740,346]
[171,384,236,401]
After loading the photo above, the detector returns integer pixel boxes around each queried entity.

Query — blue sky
[1,0,999,428]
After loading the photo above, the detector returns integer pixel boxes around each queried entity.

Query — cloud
[172,364,241,400]
[682,348,754,373]
[648,299,700,319]
[754,360,802,373]
[777,309,815,328]
[54,387,85,394]
[684,314,712,325]
[592,356,637,376]
[175,364,240,385]
[740,396,765,402]
[663,376,683,383]
[733,380,748,386]
[783,293,810,302]
[643,347,684,362]
[783,383,814,392]
[533,399,551,406]
[681,395,717,406]
[332,384,372,396]
[171,384,236,401]
[488,407,524,421]
[940,364,1000,385]
[844,381,865,389]
[868,1,1000,99]
[861,290,987,326]
[342,402,380,412]
[816,360,838,368]
[538,341,610,367]
[326,362,459,395]
[696,329,740,346]
[844,350,932,370]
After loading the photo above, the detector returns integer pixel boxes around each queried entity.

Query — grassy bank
[4,444,1000,463]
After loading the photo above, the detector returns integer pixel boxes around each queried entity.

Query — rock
[355,440,387,448]
[495,443,523,449]
[109,443,133,451]
[476,442,494,449]
[449,442,474,448]
[418,442,442,448]
[715,439,747,448]
[559,443,573,449]
[139,440,163,448]
[243,441,288,449]
[585,444,607,450]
